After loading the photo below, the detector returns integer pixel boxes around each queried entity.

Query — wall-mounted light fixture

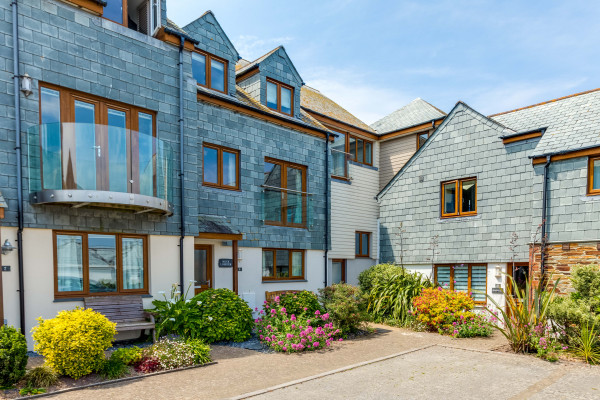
[1,239,16,255]
[20,73,33,97]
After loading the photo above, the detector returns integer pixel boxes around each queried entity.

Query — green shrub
[0,325,28,387]
[185,339,212,364]
[572,322,600,364]
[20,365,58,388]
[277,291,322,317]
[367,268,431,325]
[144,338,195,370]
[358,263,404,293]
[319,284,368,334]
[412,287,476,333]
[110,347,142,366]
[571,264,600,300]
[150,285,253,343]
[99,358,129,380]
[32,308,116,379]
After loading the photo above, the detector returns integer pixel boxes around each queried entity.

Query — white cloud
[234,35,294,61]
[304,67,413,125]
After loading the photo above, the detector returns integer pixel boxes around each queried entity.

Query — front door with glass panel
[332,259,346,284]
[194,245,213,294]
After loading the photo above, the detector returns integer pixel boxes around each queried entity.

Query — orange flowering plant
[411,287,476,333]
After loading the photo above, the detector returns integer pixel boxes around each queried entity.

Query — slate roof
[235,47,281,76]
[198,215,242,235]
[236,59,251,71]
[165,18,199,44]
[300,86,376,133]
[0,191,6,208]
[370,98,446,134]
[491,88,600,157]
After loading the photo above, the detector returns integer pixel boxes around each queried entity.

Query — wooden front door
[194,245,213,295]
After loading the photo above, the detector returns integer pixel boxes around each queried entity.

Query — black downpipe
[540,155,551,280]
[178,37,185,293]
[12,0,25,334]
[324,132,330,287]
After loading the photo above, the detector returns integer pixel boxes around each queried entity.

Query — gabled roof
[371,98,446,135]
[300,86,375,133]
[235,46,303,84]
[490,88,600,158]
[165,18,199,44]
[182,11,239,59]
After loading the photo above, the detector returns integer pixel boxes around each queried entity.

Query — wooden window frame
[266,78,294,117]
[202,142,241,191]
[102,0,128,27]
[193,50,228,94]
[417,131,429,150]
[434,264,488,305]
[262,248,305,281]
[53,230,149,299]
[264,157,308,228]
[587,156,600,196]
[332,259,346,284]
[355,231,371,258]
[349,134,373,166]
[441,177,477,218]
[38,83,157,194]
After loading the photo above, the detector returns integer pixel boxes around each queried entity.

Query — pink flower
[291,324,296,329]
[315,310,321,315]
[313,342,319,347]
[291,314,297,321]
[271,309,276,314]
[266,337,271,342]
[303,307,308,311]
[307,319,311,325]
[274,296,280,302]
[338,338,343,342]
[260,335,264,340]
[281,307,287,314]
[301,338,306,344]
[282,347,287,351]
[278,341,284,346]
[286,333,294,339]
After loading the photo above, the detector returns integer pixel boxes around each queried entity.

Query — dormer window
[266,79,293,116]
[192,51,227,93]
[103,0,161,35]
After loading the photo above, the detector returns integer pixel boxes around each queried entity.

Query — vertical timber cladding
[530,242,600,294]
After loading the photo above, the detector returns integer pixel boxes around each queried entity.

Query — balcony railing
[331,148,352,179]
[27,123,174,215]
[261,185,314,229]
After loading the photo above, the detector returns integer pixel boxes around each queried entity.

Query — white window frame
[149,0,161,36]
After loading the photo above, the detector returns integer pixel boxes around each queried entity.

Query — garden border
[13,361,218,400]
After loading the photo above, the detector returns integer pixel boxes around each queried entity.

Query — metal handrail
[261,184,313,196]
[331,148,352,155]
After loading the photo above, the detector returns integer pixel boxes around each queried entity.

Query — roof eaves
[300,106,376,135]
[376,116,445,136]
[499,127,547,140]
[165,19,199,44]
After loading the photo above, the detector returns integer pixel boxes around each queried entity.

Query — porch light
[20,73,33,97]
[1,239,16,255]
[495,267,502,277]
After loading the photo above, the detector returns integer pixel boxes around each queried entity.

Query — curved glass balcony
[27,123,174,215]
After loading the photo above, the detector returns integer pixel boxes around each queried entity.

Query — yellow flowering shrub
[412,287,475,332]
[31,308,116,379]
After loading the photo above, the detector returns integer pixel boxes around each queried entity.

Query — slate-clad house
[378,89,600,309]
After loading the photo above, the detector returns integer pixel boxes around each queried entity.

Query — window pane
[471,265,487,302]
[436,266,451,289]
[56,235,83,292]
[443,182,456,214]
[194,248,208,284]
[222,151,237,187]
[104,0,123,24]
[286,167,303,224]
[280,86,292,114]
[356,139,364,163]
[264,162,281,187]
[107,109,128,193]
[454,265,469,293]
[361,233,369,256]
[418,133,428,149]
[262,250,274,278]
[292,252,303,277]
[203,146,218,184]
[331,132,347,177]
[74,100,97,190]
[210,59,225,92]
[461,179,476,213]
[275,250,289,278]
[593,159,600,190]
[365,141,372,165]
[88,234,117,293]
[40,88,62,190]
[122,238,144,290]
[192,53,207,86]
[266,81,278,110]
[332,261,343,284]
[355,232,360,255]
[349,137,356,160]
[264,162,282,222]
[138,113,154,196]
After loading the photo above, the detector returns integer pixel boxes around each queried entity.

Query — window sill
[262,279,308,284]
[264,222,308,230]
[54,294,153,303]
[332,177,351,185]
[202,183,241,192]
[349,161,378,171]
[438,214,480,222]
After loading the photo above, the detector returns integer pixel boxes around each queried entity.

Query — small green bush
[277,291,322,317]
[319,284,368,334]
[20,365,58,388]
[144,338,195,370]
[358,263,404,293]
[186,339,212,364]
[0,325,28,387]
[110,347,142,366]
[99,359,129,380]
[571,264,600,300]
[32,308,116,379]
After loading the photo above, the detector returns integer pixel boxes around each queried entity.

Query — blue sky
[169,1,600,125]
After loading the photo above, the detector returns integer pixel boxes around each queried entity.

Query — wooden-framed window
[262,249,305,281]
[441,177,477,218]
[588,156,600,196]
[330,130,373,176]
[332,259,346,284]
[38,83,157,195]
[192,50,228,93]
[434,264,487,304]
[417,131,430,150]
[202,143,240,190]
[263,158,307,228]
[355,231,371,258]
[266,78,294,116]
[53,231,148,298]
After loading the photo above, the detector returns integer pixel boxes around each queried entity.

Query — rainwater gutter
[178,36,185,293]
[324,132,330,287]
[540,155,551,280]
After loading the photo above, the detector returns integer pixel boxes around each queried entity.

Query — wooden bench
[265,290,301,304]
[84,295,156,342]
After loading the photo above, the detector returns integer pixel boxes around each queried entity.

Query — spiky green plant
[572,322,600,364]
[486,275,558,353]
